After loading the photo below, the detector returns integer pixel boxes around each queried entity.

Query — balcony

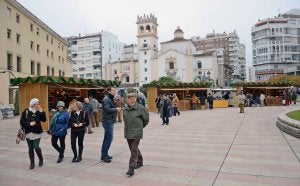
[255,69,284,75]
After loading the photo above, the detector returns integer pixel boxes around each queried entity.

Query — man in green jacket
[123,91,149,176]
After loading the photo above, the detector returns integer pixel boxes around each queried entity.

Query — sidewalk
[0,105,300,186]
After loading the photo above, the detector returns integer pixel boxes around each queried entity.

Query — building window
[145,77,148,81]
[51,52,54,59]
[197,61,202,69]
[58,56,61,62]
[16,13,20,23]
[51,38,53,44]
[169,62,174,69]
[144,59,147,63]
[143,44,147,47]
[144,68,147,72]
[16,33,20,43]
[62,71,65,76]
[37,63,41,76]
[30,41,34,50]
[47,66,50,76]
[59,70,61,76]
[30,23,33,31]
[47,49,49,57]
[58,43,60,49]
[7,29,11,39]
[114,70,117,74]
[144,51,147,55]
[37,44,40,53]
[126,76,130,82]
[17,56,22,72]
[7,53,13,70]
[7,7,11,17]
[31,61,35,75]
[62,45,64,51]
[36,28,39,35]
[51,68,55,76]
[62,57,64,64]
[46,35,49,41]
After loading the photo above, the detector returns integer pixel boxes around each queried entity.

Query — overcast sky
[17,0,300,67]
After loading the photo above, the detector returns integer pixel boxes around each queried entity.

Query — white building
[67,31,124,79]
[251,9,300,81]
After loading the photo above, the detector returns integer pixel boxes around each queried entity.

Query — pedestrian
[159,94,172,125]
[20,98,46,169]
[207,93,214,109]
[191,93,197,110]
[114,94,125,122]
[101,87,122,163]
[83,98,93,134]
[69,101,89,162]
[89,95,100,127]
[172,93,180,116]
[199,93,206,110]
[50,101,69,163]
[123,90,149,176]
[155,96,161,114]
[238,90,246,113]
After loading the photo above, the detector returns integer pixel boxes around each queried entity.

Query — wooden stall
[146,83,209,112]
[11,76,120,130]
[238,82,292,106]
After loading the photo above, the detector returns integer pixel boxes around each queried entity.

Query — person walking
[101,87,121,163]
[50,101,69,163]
[172,93,180,116]
[89,95,100,127]
[155,96,161,114]
[20,98,46,169]
[83,98,93,134]
[123,91,149,176]
[238,90,246,113]
[114,94,125,122]
[69,101,89,162]
[207,93,214,109]
[159,94,172,125]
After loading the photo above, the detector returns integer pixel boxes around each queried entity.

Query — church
[105,14,218,87]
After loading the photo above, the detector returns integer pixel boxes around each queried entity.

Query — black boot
[35,148,43,167]
[57,147,64,163]
[126,167,134,176]
[29,149,35,169]
[71,146,77,162]
[76,147,83,162]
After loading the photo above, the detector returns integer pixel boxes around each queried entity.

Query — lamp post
[0,70,17,104]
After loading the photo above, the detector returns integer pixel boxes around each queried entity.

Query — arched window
[140,26,144,33]
[146,25,151,32]
[197,61,202,69]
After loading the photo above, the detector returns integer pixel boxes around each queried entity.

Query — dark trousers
[127,139,142,169]
[173,107,180,116]
[26,138,41,150]
[71,130,85,158]
[101,122,114,159]
[92,112,99,127]
[162,111,169,124]
[51,135,66,158]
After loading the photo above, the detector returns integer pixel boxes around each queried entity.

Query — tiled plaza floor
[0,105,300,186]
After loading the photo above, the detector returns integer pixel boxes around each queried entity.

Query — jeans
[71,130,85,158]
[101,122,114,159]
[173,107,180,116]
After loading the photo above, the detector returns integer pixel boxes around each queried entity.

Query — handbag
[16,109,28,144]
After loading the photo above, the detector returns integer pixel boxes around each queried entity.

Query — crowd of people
[20,87,149,177]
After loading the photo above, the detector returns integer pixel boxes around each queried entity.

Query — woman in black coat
[20,98,46,169]
[69,101,89,162]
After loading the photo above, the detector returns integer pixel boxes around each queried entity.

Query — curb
[277,110,300,139]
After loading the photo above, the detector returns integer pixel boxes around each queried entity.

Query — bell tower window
[140,26,144,33]
[146,25,151,32]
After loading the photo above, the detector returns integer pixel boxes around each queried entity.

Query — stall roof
[211,88,237,91]
[245,86,291,89]
[10,76,121,87]
[159,87,208,91]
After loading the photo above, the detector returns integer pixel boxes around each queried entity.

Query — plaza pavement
[0,105,300,186]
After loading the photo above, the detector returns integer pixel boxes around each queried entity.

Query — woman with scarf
[20,98,46,169]
[50,101,69,163]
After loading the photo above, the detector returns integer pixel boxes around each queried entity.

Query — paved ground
[1,105,300,186]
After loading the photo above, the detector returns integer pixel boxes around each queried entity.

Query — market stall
[146,82,210,112]
[11,76,120,130]
[237,82,292,106]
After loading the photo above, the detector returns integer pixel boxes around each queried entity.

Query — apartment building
[251,9,300,81]
[67,32,124,80]
[0,0,72,104]
[192,31,246,86]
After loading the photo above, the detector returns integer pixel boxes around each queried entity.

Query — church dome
[174,26,184,39]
